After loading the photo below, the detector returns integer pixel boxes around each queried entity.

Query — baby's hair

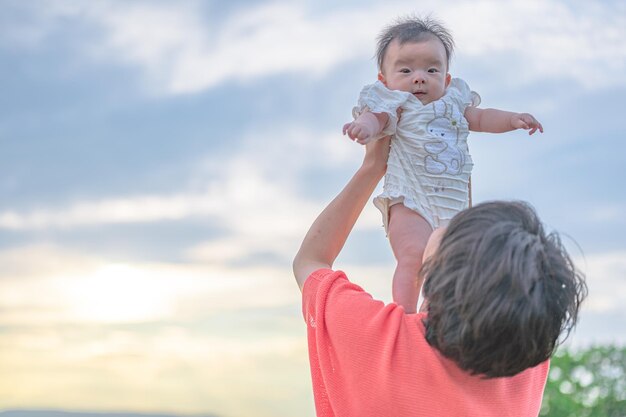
[376,15,455,72]
[421,201,587,378]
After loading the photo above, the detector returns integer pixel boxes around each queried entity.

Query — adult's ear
[423,227,447,263]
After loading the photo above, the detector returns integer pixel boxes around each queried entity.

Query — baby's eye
[399,68,411,74]
[428,68,439,73]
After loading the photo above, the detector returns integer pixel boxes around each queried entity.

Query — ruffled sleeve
[352,81,411,139]
[447,78,481,111]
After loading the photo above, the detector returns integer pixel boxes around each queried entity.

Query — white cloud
[0,243,100,278]
[0,193,221,230]
[576,251,626,313]
[0,124,383,266]
[447,0,626,89]
[0,317,310,417]
[6,0,624,94]
[22,0,383,94]
[163,3,377,93]
[0,124,339,229]
[185,124,386,263]
[0,122,386,327]
[589,203,626,224]
[0,243,301,326]
[0,124,374,316]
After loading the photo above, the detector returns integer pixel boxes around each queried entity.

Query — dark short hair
[376,15,455,72]
[421,201,587,378]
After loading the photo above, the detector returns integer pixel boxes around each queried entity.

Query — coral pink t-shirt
[302,269,549,417]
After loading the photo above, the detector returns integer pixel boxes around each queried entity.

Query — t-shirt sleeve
[351,81,410,140]
[302,269,404,336]
[302,269,408,413]
[448,78,481,112]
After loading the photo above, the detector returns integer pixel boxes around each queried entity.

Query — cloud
[0,124,381,268]
[0,124,354,229]
[0,194,220,230]
[0,121,348,321]
[447,0,626,89]
[0,319,309,417]
[0,120,382,325]
[0,243,301,326]
[576,251,626,313]
[567,249,626,346]
[8,0,380,94]
[589,203,626,224]
[4,0,624,94]
[0,243,309,415]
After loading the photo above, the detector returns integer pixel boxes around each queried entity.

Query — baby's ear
[445,73,452,88]
[378,72,387,85]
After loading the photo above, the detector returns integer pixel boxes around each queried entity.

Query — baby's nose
[413,73,426,83]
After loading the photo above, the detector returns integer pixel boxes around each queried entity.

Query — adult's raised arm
[292,137,390,291]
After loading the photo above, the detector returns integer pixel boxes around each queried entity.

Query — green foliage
[541,345,626,417]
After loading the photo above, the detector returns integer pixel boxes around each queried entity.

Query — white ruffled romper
[353,78,481,231]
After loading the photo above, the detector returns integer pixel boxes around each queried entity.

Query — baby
[343,16,543,313]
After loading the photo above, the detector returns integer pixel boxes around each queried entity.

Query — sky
[0,0,625,416]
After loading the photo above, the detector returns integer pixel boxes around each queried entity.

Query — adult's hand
[362,135,390,177]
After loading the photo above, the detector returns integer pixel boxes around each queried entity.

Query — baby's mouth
[413,91,426,97]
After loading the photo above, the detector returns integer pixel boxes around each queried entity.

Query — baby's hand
[343,121,376,144]
[511,113,544,135]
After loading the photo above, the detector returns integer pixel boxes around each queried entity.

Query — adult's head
[421,201,587,378]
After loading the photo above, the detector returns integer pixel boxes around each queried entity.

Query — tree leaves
[541,345,626,417]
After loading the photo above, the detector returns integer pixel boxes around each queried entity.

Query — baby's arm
[343,111,390,145]
[464,107,543,135]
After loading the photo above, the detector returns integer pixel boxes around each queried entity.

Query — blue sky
[1,1,625,416]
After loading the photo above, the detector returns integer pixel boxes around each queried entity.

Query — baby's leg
[388,204,433,313]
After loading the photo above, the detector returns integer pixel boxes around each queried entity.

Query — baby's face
[379,37,451,105]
